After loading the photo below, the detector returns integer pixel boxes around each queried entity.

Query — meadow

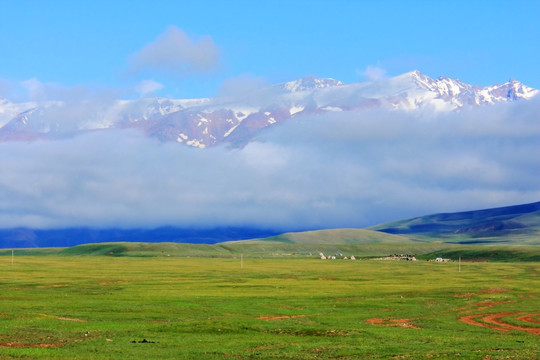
[1,255,539,359]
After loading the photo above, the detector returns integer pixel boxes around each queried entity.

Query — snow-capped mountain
[0,71,537,147]
[0,97,36,129]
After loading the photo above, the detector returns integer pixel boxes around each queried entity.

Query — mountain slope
[369,201,540,245]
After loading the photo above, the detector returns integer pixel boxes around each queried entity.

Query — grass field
[1,255,539,359]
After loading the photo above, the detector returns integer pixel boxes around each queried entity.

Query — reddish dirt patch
[486,288,511,294]
[56,316,86,322]
[0,342,60,348]
[459,312,540,335]
[365,318,419,329]
[475,300,516,311]
[455,290,540,335]
[516,313,540,324]
[258,315,309,320]
[38,284,69,289]
[454,288,511,298]
[99,280,126,285]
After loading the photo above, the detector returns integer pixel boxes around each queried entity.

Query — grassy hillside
[369,201,540,245]
[5,241,540,262]
[249,228,413,244]
[0,241,452,259]
[419,245,540,262]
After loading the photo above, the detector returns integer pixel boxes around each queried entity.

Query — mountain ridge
[0,71,537,147]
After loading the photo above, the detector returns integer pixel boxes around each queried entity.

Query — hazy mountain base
[0,226,286,249]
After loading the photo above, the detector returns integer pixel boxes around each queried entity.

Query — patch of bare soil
[475,300,516,311]
[55,316,86,322]
[516,313,540,324]
[459,312,540,335]
[455,288,540,335]
[99,280,127,285]
[258,314,309,320]
[0,342,61,348]
[365,318,419,329]
[37,284,69,288]
[454,288,512,298]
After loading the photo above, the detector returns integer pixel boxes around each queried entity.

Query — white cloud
[362,65,387,81]
[128,26,220,76]
[134,79,164,97]
[20,78,47,101]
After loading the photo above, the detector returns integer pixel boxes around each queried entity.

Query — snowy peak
[487,78,538,101]
[278,75,344,92]
[403,70,472,96]
[395,71,538,107]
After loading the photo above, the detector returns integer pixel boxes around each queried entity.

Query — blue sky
[1,0,539,99]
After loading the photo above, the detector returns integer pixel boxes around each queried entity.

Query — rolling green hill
[245,228,412,244]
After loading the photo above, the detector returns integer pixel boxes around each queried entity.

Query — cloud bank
[0,98,539,230]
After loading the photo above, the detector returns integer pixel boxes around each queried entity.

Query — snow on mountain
[404,70,538,107]
[278,75,344,92]
[0,97,36,129]
[0,71,537,147]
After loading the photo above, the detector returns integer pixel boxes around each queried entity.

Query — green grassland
[3,241,540,262]
[1,255,539,359]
